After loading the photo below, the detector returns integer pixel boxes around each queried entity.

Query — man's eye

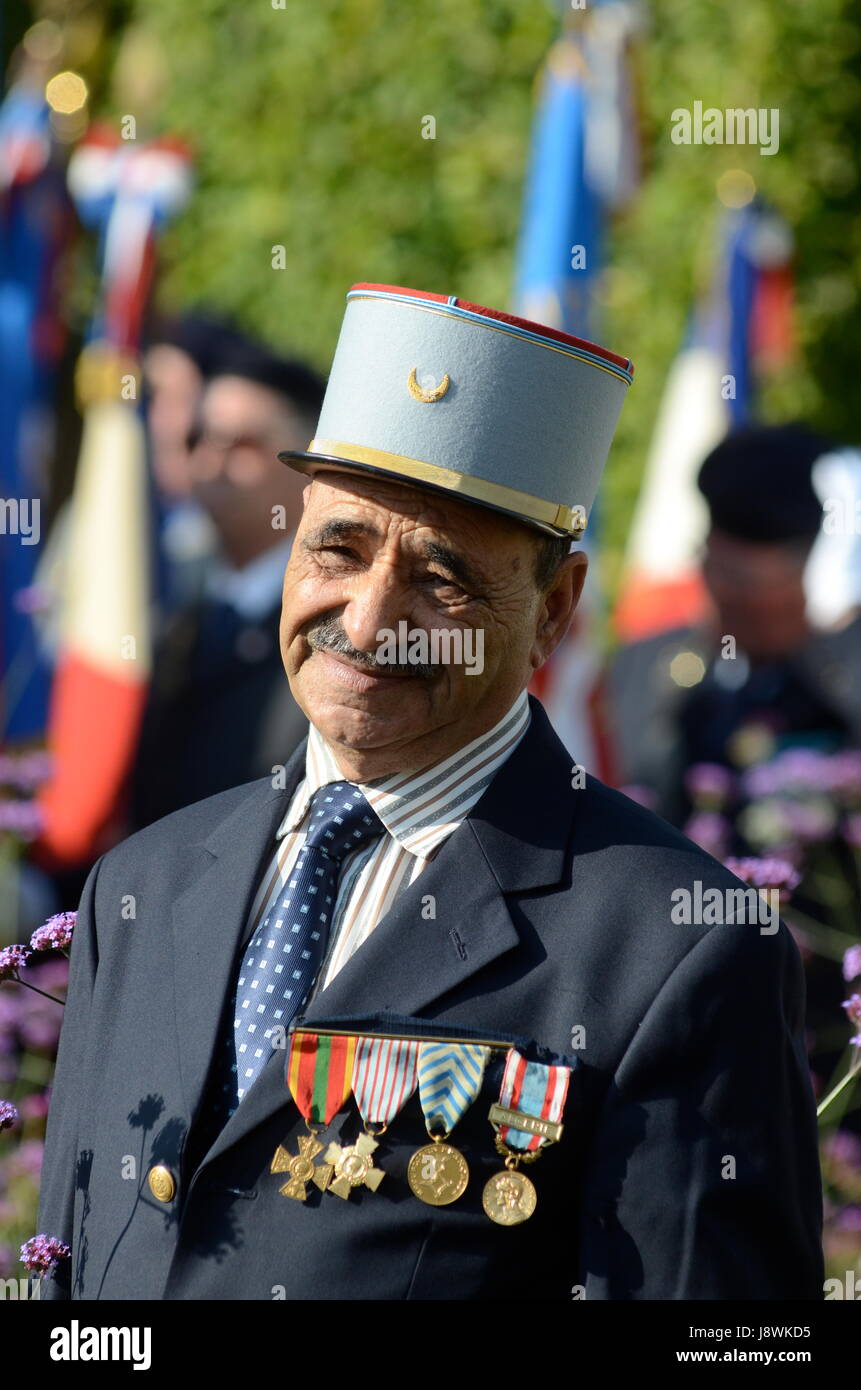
[426,572,468,597]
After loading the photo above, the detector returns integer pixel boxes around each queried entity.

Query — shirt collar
[277,689,531,859]
[204,536,293,620]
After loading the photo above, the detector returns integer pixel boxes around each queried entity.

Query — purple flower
[742,747,861,800]
[30,911,76,953]
[683,811,731,858]
[783,798,838,844]
[0,752,50,789]
[19,1234,69,1273]
[7,1139,44,1182]
[11,751,53,791]
[834,1206,861,1231]
[20,1089,50,1120]
[842,995,861,1029]
[843,945,861,982]
[0,798,43,840]
[724,855,802,897]
[742,763,782,799]
[0,944,32,982]
[742,750,826,798]
[823,1130,861,1167]
[779,749,834,788]
[685,762,735,809]
[0,1100,18,1130]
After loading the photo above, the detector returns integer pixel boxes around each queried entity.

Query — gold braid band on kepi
[304,438,588,538]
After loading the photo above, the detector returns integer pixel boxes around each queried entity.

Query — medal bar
[291,1024,516,1050]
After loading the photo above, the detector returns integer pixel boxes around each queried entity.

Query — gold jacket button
[148,1165,176,1202]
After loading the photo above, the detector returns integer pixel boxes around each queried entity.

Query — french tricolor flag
[37,128,191,866]
[614,197,795,642]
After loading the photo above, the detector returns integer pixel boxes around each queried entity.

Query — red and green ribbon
[286,1031,358,1126]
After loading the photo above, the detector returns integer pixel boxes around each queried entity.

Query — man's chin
[302,698,425,759]
[293,652,435,743]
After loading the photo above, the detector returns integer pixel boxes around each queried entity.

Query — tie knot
[303,781,384,860]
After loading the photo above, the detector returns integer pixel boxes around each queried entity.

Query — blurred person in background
[143,312,248,609]
[606,423,861,827]
[128,340,324,828]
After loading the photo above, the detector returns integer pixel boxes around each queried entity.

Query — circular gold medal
[482,1168,537,1225]
[407,1142,469,1206]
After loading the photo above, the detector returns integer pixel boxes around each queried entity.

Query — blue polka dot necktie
[221,781,385,1114]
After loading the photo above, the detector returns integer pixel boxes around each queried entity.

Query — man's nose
[340,562,409,655]
[189,441,224,485]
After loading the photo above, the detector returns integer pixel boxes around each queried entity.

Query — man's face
[280,471,584,777]
[190,375,307,538]
[701,528,812,660]
[143,344,203,501]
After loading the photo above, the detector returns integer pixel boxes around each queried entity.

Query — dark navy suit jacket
[37,696,824,1299]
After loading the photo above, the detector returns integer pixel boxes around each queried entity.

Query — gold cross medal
[272,1031,357,1200]
[323,1035,422,1200]
[482,1049,571,1226]
[271,1133,333,1200]
[407,1041,491,1206]
[323,1131,385,1198]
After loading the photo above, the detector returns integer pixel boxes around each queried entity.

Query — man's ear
[530,550,588,671]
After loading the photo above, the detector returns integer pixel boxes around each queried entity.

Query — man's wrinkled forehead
[302,476,494,587]
[299,470,531,574]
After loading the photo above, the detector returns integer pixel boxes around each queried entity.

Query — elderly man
[38,283,822,1301]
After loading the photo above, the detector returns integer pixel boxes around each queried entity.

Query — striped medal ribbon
[407,1041,490,1207]
[322,1036,421,1200]
[271,1031,358,1200]
[482,1048,571,1227]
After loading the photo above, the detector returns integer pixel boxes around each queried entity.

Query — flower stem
[817,1062,861,1119]
[12,977,65,1005]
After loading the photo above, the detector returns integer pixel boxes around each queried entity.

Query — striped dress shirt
[243,688,531,1002]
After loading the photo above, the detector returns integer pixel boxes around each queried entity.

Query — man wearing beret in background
[38,283,823,1301]
[607,422,861,826]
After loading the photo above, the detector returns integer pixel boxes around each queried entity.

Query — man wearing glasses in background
[130,341,324,830]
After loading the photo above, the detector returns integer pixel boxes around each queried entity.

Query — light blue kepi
[280,281,634,539]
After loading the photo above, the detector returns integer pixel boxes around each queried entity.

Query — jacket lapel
[171,739,307,1122]
[193,696,577,1171]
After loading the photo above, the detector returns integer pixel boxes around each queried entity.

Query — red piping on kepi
[348,281,634,376]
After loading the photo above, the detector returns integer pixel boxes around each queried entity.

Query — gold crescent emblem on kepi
[408,366,450,402]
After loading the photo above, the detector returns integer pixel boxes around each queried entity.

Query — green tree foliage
[117,0,861,591]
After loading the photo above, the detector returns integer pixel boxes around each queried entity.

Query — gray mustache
[305,614,436,680]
